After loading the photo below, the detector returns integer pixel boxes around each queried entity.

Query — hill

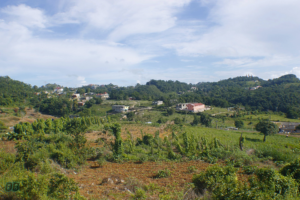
[0,76,36,106]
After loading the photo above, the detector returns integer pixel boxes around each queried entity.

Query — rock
[102,177,114,184]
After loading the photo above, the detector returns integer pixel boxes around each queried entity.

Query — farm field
[65,124,300,199]
[2,108,300,199]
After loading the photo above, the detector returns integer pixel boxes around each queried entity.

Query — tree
[174,117,182,125]
[167,108,175,116]
[126,112,135,121]
[255,120,279,142]
[286,108,299,119]
[94,97,103,104]
[199,113,212,127]
[191,115,201,125]
[234,120,244,129]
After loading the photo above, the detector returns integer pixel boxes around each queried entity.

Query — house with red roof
[96,92,109,99]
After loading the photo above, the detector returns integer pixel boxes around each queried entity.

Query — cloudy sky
[0,0,300,87]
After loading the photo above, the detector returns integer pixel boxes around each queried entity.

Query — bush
[47,173,79,199]
[187,166,197,173]
[97,157,106,167]
[248,168,299,199]
[280,159,300,182]
[142,134,153,145]
[242,166,257,175]
[234,120,244,128]
[138,154,148,163]
[157,117,167,124]
[0,151,15,174]
[192,165,238,199]
[132,188,147,200]
[156,169,171,178]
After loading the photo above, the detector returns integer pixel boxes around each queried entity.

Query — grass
[183,126,300,162]
[91,104,113,116]
[102,100,152,107]
[204,107,232,115]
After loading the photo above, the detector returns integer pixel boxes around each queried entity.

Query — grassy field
[103,100,153,107]
[0,107,56,127]
[204,107,232,115]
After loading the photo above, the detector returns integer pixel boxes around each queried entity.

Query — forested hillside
[81,74,300,114]
[0,76,36,106]
[1,74,300,117]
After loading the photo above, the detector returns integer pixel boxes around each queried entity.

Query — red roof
[189,103,204,106]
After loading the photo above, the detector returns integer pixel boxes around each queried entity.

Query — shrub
[132,188,147,200]
[97,157,106,167]
[0,151,15,174]
[234,120,244,128]
[187,166,197,173]
[142,134,153,145]
[192,165,238,199]
[280,159,300,182]
[242,166,257,175]
[156,169,171,178]
[247,168,299,199]
[138,154,148,163]
[18,172,49,200]
[47,173,79,199]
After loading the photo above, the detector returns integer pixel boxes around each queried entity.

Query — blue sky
[0,0,300,87]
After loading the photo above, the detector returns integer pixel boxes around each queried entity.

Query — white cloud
[53,0,191,41]
[1,4,47,28]
[1,0,300,86]
[166,0,300,58]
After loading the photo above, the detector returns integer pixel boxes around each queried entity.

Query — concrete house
[96,92,109,99]
[54,87,63,93]
[112,105,129,113]
[187,103,205,113]
[152,101,163,106]
[176,103,189,110]
[176,102,207,113]
[81,96,93,101]
[277,122,300,133]
[78,102,85,107]
[72,94,80,100]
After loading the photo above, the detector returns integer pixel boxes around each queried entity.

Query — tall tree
[255,120,279,142]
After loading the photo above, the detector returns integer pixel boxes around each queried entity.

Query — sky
[0,0,300,87]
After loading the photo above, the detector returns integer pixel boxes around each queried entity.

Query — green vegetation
[2,74,300,199]
[192,165,299,199]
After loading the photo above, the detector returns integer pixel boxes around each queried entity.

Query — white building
[96,92,109,99]
[54,87,64,93]
[176,103,189,110]
[72,94,80,101]
[112,105,129,113]
[152,101,163,106]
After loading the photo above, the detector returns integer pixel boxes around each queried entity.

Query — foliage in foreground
[193,165,299,200]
